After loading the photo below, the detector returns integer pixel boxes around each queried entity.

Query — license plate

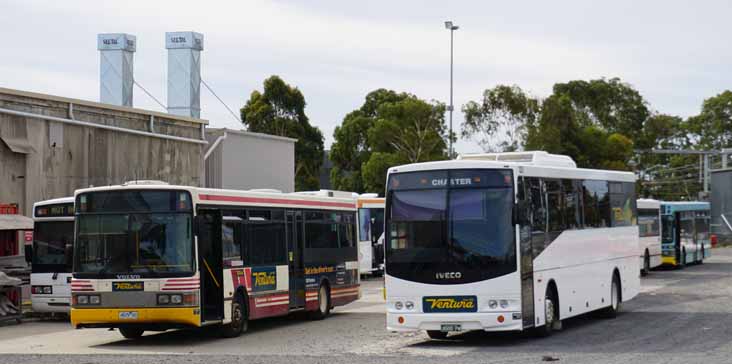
[441,324,461,332]
[118,311,138,320]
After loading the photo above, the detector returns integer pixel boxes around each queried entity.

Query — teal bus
[660,202,711,267]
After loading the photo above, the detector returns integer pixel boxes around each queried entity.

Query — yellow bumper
[662,256,677,266]
[71,307,200,328]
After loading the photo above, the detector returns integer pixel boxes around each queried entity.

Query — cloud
[3,0,732,154]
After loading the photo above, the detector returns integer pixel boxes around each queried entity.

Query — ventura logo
[422,296,478,313]
[435,272,462,279]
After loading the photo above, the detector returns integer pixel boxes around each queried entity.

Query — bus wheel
[536,287,558,337]
[600,274,622,318]
[426,330,448,339]
[119,327,144,339]
[221,295,247,338]
[680,249,687,269]
[309,284,331,320]
[699,247,705,264]
[641,251,650,276]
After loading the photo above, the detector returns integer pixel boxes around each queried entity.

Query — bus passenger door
[519,177,540,329]
[287,211,305,308]
[197,209,224,322]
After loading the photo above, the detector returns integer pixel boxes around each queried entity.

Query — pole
[448,28,454,158]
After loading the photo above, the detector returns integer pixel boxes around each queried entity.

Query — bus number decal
[251,267,276,292]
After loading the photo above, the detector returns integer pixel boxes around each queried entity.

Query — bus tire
[699,246,705,264]
[220,294,247,338]
[536,285,559,337]
[679,249,687,269]
[119,327,144,339]
[309,283,331,320]
[641,251,650,276]
[600,273,622,318]
[426,330,448,339]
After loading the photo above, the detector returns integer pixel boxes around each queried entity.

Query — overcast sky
[3,0,732,153]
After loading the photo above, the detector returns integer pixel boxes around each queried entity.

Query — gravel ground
[2,250,732,364]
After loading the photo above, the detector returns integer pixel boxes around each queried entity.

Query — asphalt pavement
[2,249,732,364]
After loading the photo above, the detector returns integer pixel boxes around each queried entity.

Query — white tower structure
[166,31,203,119]
[97,33,136,107]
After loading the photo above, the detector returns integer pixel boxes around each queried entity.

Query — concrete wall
[0,87,207,216]
[205,128,295,193]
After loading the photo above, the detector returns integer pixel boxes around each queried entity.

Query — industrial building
[204,128,295,192]
[0,31,297,271]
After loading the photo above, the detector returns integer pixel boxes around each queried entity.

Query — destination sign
[35,203,74,218]
[388,169,513,191]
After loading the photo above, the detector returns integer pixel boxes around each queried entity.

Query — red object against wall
[0,231,18,257]
[0,204,18,215]
[0,203,21,257]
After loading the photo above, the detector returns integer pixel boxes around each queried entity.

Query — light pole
[445,21,459,158]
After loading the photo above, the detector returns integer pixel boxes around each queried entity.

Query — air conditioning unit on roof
[457,151,577,168]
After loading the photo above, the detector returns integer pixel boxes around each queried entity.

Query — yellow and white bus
[70,182,360,339]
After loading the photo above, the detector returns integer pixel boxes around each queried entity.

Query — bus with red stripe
[70,182,360,339]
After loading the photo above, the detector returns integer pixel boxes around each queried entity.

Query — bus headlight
[89,295,101,305]
[158,294,170,305]
[488,300,498,309]
[43,286,53,294]
[405,301,414,310]
[77,295,89,304]
[395,301,404,310]
[499,300,509,309]
[170,294,183,304]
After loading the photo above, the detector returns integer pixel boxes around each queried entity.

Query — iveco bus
[70,182,360,339]
[31,197,75,314]
[384,152,640,338]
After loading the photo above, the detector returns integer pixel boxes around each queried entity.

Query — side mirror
[193,215,204,236]
[24,245,32,264]
[514,201,531,226]
[65,244,73,268]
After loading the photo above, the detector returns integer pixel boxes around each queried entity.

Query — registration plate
[440,324,461,332]
[118,311,138,320]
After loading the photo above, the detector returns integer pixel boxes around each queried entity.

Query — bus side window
[545,179,563,242]
[528,177,547,259]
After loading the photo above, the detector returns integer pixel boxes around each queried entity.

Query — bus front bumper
[71,307,201,329]
[387,312,523,332]
[31,296,70,313]
[662,256,678,266]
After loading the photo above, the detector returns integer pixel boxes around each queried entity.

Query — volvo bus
[31,197,75,315]
[70,182,360,339]
[637,199,662,275]
[660,201,711,267]
[384,152,640,339]
[357,195,385,277]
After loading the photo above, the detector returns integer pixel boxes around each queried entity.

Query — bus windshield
[33,221,74,273]
[386,169,516,284]
[661,215,674,243]
[74,190,194,278]
[358,207,385,243]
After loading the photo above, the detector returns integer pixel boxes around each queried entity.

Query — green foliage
[461,85,540,152]
[330,89,449,195]
[241,75,324,191]
[685,90,732,150]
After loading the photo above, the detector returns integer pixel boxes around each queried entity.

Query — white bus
[70,183,360,339]
[357,195,385,276]
[637,199,662,275]
[384,152,640,338]
[31,197,75,314]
